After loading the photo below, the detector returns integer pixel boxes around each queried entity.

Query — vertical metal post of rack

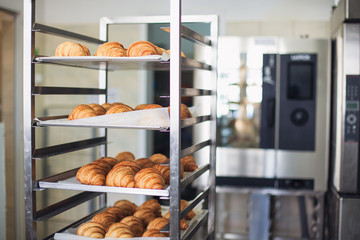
[208,15,218,240]
[23,0,35,239]
[169,0,182,239]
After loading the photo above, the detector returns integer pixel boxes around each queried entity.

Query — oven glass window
[287,62,313,100]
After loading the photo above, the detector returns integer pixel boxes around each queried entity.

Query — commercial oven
[327,0,360,239]
[216,37,330,192]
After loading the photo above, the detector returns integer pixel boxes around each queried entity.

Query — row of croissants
[68,102,192,120]
[77,198,196,238]
[76,151,199,189]
[55,40,186,58]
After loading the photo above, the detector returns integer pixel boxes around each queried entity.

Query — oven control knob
[346,113,357,125]
[291,108,308,126]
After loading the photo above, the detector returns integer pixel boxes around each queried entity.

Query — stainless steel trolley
[23,0,218,239]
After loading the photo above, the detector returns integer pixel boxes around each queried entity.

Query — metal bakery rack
[23,1,218,240]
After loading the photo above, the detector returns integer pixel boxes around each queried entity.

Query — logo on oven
[291,54,311,61]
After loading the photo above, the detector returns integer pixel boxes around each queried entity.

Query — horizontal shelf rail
[42,207,106,240]
[32,86,106,95]
[161,25,212,46]
[182,212,208,240]
[33,23,105,44]
[160,88,213,98]
[32,137,106,159]
[35,168,79,189]
[181,139,211,158]
[181,164,210,190]
[181,115,211,128]
[34,192,103,221]
[181,188,209,220]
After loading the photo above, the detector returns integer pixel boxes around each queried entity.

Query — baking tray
[53,208,208,240]
[34,107,170,130]
[38,165,209,198]
[34,54,171,71]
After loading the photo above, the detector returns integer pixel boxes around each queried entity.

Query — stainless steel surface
[216,188,324,240]
[181,139,211,158]
[216,38,330,191]
[32,86,106,95]
[161,25,212,46]
[32,23,105,44]
[332,23,360,193]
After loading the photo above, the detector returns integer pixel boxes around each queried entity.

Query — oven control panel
[345,75,360,142]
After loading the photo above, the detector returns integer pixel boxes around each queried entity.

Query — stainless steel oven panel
[216,147,276,178]
[332,23,360,193]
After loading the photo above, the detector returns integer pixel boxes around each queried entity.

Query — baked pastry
[105,166,136,188]
[139,199,162,217]
[101,102,112,111]
[68,104,97,120]
[165,49,187,57]
[91,159,113,174]
[120,216,144,237]
[113,199,138,215]
[115,160,141,172]
[164,211,188,230]
[115,151,135,162]
[104,206,132,220]
[55,41,91,56]
[142,229,168,237]
[135,158,155,169]
[167,103,192,120]
[181,199,196,220]
[95,42,127,57]
[134,104,149,111]
[145,104,163,109]
[76,164,106,186]
[133,207,157,226]
[88,103,106,115]
[134,168,165,189]
[181,155,198,172]
[95,157,119,167]
[106,104,133,115]
[76,222,106,238]
[146,217,169,231]
[149,153,169,164]
[153,164,170,184]
[127,41,159,57]
[105,222,134,238]
[91,212,118,229]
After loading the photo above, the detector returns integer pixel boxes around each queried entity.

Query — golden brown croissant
[91,159,113,174]
[95,157,119,167]
[95,42,127,57]
[146,217,169,231]
[68,104,97,120]
[88,103,106,116]
[101,102,112,111]
[115,160,141,172]
[113,199,138,215]
[55,41,91,57]
[127,41,159,57]
[76,222,106,238]
[145,104,163,109]
[133,207,157,226]
[106,105,133,115]
[135,158,155,169]
[139,199,162,217]
[76,164,106,186]
[142,229,168,237]
[167,103,192,120]
[134,104,149,111]
[181,199,196,220]
[164,211,188,230]
[149,153,169,164]
[181,155,198,172]
[91,212,118,229]
[156,47,167,55]
[105,222,134,238]
[105,166,136,188]
[120,216,145,237]
[153,164,170,184]
[104,206,132,220]
[115,151,136,162]
[134,168,165,189]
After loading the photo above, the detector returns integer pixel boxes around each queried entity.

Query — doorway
[0,8,16,240]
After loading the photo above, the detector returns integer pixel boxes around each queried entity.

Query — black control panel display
[287,62,314,100]
[345,75,360,142]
